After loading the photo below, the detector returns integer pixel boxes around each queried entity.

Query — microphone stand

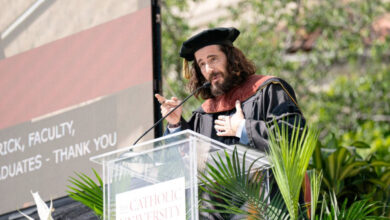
[132,82,211,145]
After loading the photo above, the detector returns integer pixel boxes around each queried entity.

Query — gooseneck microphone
[132,82,211,145]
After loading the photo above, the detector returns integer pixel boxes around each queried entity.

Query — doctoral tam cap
[180,27,240,61]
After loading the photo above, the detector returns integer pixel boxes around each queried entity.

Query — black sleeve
[245,81,305,151]
[163,116,193,135]
[180,116,192,130]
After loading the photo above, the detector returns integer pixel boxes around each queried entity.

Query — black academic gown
[168,76,307,219]
[178,77,305,151]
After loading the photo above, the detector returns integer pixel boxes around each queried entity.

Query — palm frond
[66,168,103,218]
[267,120,319,220]
[309,170,323,219]
[199,147,289,219]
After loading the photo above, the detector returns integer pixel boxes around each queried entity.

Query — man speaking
[155,27,305,151]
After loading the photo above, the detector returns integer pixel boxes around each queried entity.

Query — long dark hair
[188,44,257,99]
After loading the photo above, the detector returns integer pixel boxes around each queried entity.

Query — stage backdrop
[0,1,156,214]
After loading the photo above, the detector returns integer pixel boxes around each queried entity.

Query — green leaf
[351,141,371,149]
[67,169,103,218]
[339,161,368,180]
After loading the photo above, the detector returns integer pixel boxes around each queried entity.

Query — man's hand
[215,100,245,136]
[155,94,183,125]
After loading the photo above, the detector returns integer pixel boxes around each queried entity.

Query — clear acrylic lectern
[90,130,270,220]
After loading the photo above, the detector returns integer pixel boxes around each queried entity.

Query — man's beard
[209,71,235,97]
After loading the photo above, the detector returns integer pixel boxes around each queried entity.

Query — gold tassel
[182,59,190,79]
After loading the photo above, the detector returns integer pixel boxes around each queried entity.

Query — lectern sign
[116,177,186,220]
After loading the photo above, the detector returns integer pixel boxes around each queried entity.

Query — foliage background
[161,0,389,157]
[161,0,390,216]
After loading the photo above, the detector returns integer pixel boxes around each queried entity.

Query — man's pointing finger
[154,94,166,104]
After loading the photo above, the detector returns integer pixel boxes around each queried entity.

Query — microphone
[132,82,211,145]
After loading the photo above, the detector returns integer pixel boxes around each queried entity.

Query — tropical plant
[310,136,390,217]
[317,191,386,220]
[199,148,289,219]
[67,169,103,219]
[199,122,321,219]
[267,121,319,220]
[311,139,368,196]
[198,122,387,219]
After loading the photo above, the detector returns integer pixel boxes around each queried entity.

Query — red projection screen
[0,1,157,214]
